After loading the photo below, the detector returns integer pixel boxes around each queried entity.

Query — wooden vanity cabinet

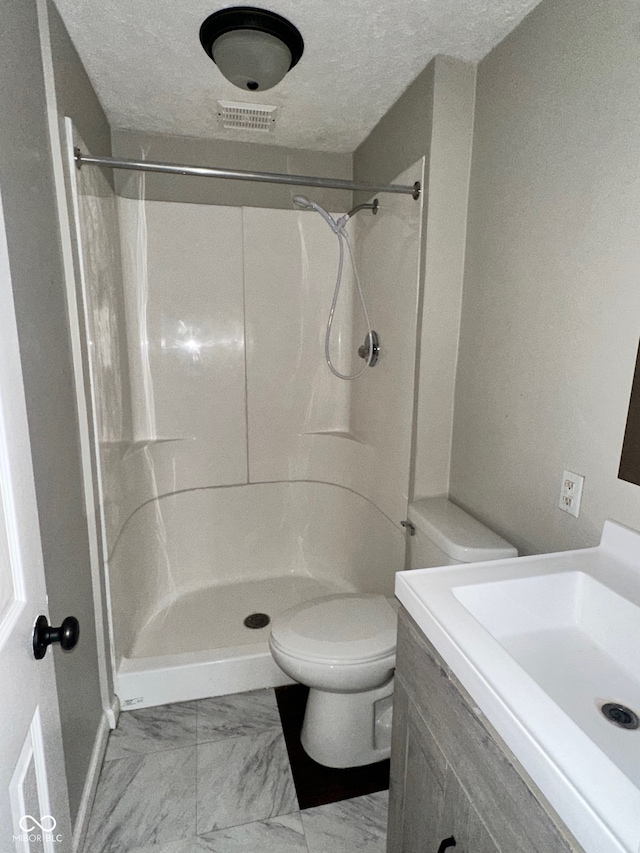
[388,607,584,853]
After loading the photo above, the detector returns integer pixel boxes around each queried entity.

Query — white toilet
[269,496,517,769]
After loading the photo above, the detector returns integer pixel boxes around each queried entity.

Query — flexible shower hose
[324,214,374,381]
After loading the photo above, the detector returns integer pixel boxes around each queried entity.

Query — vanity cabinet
[388,608,583,853]
[397,683,499,853]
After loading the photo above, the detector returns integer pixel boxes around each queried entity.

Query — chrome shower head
[292,195,337,230]
[293,195,313,209]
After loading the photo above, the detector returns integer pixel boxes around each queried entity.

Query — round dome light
[200,7,304,92]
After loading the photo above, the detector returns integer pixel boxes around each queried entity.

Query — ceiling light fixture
[199,7,304,92]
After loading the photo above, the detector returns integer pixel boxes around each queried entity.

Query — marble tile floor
[84,688,389,853]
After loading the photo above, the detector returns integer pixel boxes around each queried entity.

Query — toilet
[269,496,517,768]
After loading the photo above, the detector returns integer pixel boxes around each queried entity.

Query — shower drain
[244,613,270,629]
[600,702,639,729]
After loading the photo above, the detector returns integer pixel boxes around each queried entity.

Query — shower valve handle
[357,330,380,366]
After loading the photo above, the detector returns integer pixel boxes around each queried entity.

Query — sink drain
[600,702,639,730]
[244,613,270,629]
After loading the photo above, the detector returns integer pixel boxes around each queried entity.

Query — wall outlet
[558,469,584,518]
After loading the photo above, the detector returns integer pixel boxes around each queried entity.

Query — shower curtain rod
[74,148,421,200]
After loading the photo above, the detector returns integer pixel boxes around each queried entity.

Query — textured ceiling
[52,0,542,153]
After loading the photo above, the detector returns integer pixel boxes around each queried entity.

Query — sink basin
[395,520,640,853]
[455,571,640,788]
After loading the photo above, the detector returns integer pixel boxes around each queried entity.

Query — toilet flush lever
[400,520,416,536]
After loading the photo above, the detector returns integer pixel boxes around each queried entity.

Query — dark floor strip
[275,684,390,810]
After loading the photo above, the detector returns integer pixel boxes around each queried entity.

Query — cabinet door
[440,768,501,853]
[394,692,448,853]
[395,609,580,853]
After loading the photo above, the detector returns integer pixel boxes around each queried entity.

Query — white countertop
[395,520,640,853]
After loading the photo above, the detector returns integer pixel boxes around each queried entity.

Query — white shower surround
[72,147,424,708]
[114,480,404,706]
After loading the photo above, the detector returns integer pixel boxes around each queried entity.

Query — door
[0,189,72,851]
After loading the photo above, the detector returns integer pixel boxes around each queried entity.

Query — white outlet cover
[558,469,585,518]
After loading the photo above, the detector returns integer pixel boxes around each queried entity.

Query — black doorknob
[33,615,80,660]
[437,838,456,853]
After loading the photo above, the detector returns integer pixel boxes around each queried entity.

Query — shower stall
[67,121,424,709]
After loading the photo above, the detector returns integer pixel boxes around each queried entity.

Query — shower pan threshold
[117,574,348,709]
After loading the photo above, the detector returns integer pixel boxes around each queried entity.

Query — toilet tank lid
[408,496,517,563]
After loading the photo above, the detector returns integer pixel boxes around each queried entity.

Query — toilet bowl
[269,593,397,768]
[269,497,517,769]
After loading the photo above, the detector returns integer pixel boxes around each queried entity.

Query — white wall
[451,0,640,555]
[73,133,131,537]
[119,198,248,488]
[71,133,144,665]
[113,197,422,518]
[244,206,353,483]
[351,160,425,522]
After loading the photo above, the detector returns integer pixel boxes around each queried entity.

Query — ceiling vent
[217,100,278,132]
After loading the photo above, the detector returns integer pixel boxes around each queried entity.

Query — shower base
[116,574,349,710]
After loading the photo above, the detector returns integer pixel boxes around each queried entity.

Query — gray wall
[47,0,111,160]
[1,0,104,828]
[354,58,476,507]
[43,1,124,827]
[113,129,353,211]
[355,63,434,512]
[354,61,435,196]
[450,0,640,555]
[411,58,475,501]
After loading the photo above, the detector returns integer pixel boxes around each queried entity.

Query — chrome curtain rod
[74,149,421,200]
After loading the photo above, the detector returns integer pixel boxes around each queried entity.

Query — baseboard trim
[71,701,114,853]
[104,694,120,730]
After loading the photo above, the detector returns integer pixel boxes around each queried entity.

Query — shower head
[293,195,313,209]
[292,195,337,230]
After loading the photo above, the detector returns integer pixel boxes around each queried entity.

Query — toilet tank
[407,496,517,569]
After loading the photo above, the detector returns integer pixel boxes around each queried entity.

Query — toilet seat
[269,593,396,666]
